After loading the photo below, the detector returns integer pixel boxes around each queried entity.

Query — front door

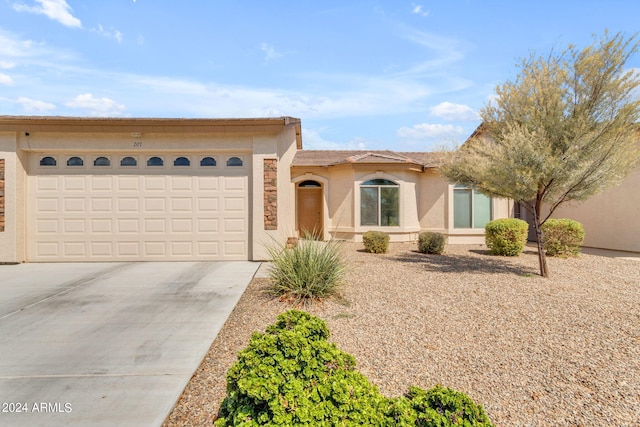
[297,182,323,238]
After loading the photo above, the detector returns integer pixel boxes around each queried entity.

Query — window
[147,156,163,166]
[360,179,399,226]
[67,156,83,166]
[453,185,492,228]
[298,180,321,188]
[226,156,243,166]
[40,156,56,166]
[200,156,216,166]
[121,156,137,166]
[94,156,110,166]
[174,157,190,166]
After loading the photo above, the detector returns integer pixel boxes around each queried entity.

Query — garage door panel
[171,198,192,212]
[223,176,246,191]
[144,198,166,212]
[28,155,249,261]
[117,198,139,212]
[144,218,166,233]
[63,219,86,234]
[63,176,86,191]
[198,219,218,232]
[144,242,166,256]
[37,176,58,191]
[171,219,193,233]
[37,219,58,233]
[117,219,140,233]
[117,242,140,257]
[117,176,139,191]
[63,242,86,257]
[91,198,113,213]
[37,198,58,213]
[198,177,218,190]
[224,198,245,212]
[90,242,113,257]
[91,176,113,191]
[144,176,166,191]
[90,219,112,233]
[63,198,86,213]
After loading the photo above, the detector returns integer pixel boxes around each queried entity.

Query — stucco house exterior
[0,115,516,263]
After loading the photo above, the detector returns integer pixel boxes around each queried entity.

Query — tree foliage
[440,31,640,277]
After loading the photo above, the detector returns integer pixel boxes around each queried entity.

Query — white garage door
[27,153,249,261]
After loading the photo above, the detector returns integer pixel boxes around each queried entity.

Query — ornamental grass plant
[265,236,346,303]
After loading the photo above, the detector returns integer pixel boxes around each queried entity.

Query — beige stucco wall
[251,124,299,260]
[0,132,19,262]
[551,167,640,252]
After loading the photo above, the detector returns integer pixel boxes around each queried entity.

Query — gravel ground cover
[163,243,640,427]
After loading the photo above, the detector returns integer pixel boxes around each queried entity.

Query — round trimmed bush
[541,218,584,257]
[363,230,390,253]
[485,218,528,256]
[418,232,446,254]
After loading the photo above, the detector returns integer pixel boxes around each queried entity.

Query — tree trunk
[533,200,549,278]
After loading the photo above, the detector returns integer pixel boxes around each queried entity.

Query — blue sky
[1,1,639,151]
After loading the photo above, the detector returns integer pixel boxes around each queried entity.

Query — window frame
[94,156,111,167]
[39,156,57,167]
[359,178,400,227]
[120,156,138,167]
[226,156,243,167]
[147,156,164,167]
[453,185,493,229]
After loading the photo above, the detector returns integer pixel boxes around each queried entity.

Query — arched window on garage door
[147,156,164,167]
[121,156,137,166]
[67,156,84,166]
[94,156,110,166]
[200,156,216,166]
[40,156,57,166]
[226,156,243,167]
[174,157,190,166]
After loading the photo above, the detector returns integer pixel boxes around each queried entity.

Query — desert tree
[440,31,640,277]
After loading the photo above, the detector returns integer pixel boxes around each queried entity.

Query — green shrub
[418,232,446,255]
[542,218,585,257]
[215,310,495,427]
[363,231,390,253]
[485,218,528,256]
[266,238,346,303]
[214,310,389,426]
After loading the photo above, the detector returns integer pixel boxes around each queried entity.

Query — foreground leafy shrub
[542,218,585,257]
[485,218,528,256]
[215,310,494,427]
[418,232,446,254]
[266,238,346,302]
[363,231,390,253]
[214,310,389,426]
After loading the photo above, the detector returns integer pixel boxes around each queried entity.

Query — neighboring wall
[551,167,640,252]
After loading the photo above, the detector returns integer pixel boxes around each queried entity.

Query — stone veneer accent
[0,159,4,232]
[263,159,278,230]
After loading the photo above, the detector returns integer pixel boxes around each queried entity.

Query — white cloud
[66,93,126,116]
[397,123,464,140]
[0,73,14,85]
[16,96,56,112]
[430,101,480,121]
[260,43,283,62]
[93,25,123,43]
[302,128,369,150]
[411,5,430,17]
[13,0,82,28]
[0,61,16,69]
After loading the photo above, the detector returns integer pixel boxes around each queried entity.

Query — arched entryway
[297,180,323,238]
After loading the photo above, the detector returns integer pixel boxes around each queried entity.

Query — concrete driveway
[0,261,260,427]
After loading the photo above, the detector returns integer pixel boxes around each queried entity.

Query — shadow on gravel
[392,250,539,276]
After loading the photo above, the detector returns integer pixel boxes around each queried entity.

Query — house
[0,115,513,263]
